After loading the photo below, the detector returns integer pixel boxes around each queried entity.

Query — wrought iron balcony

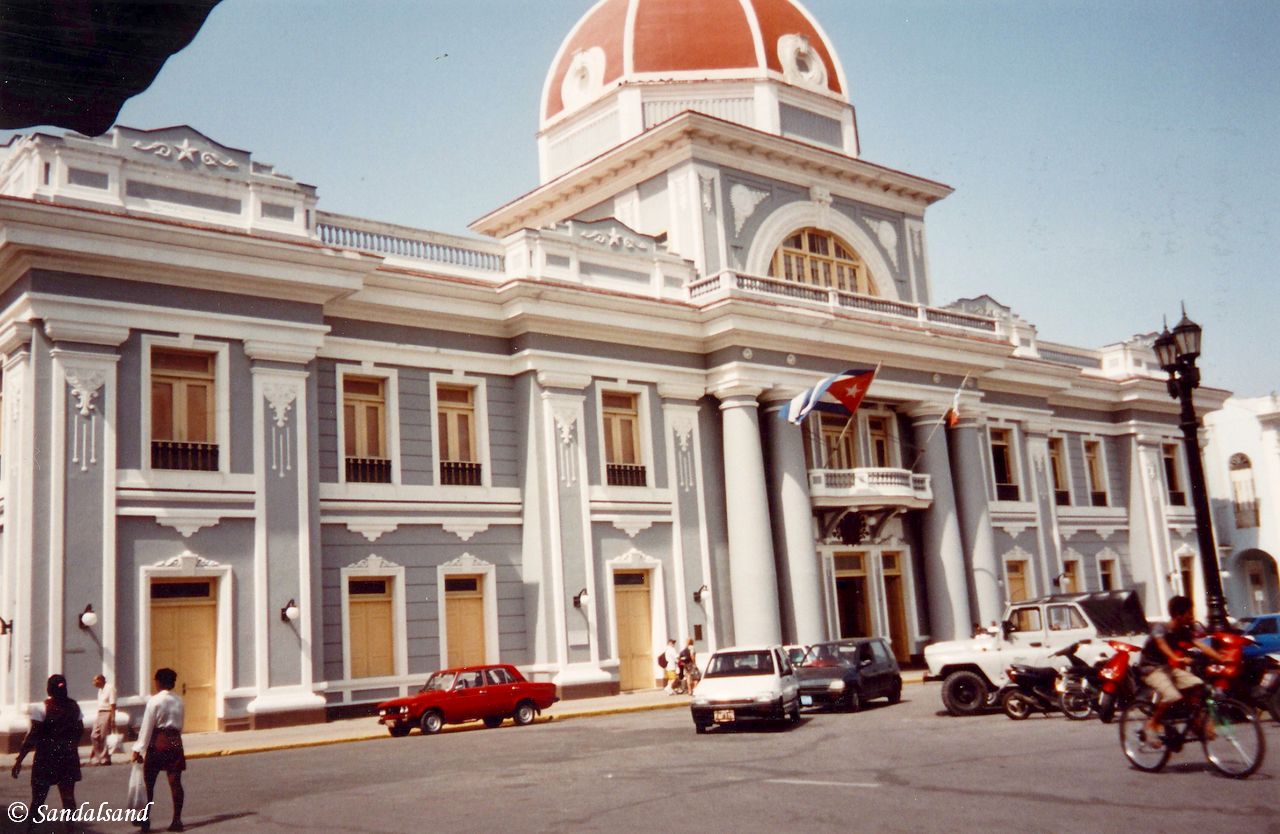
[606,463,647,487]
[152,441,219,472]
[346,456,392,484]
[807,467,932,510]
[440,460,483,486]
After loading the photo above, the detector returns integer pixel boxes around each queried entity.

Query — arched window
[1229,453,1258,528]
[768,228,877,296]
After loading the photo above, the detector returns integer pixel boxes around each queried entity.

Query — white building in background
[1205,395,1280,616]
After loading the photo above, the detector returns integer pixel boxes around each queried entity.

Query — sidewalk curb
[183,676,927,760]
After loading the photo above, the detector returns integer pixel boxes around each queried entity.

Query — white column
[910,405,971,642]
[947,415,1002,625]
[718,388,782,645]
[0,328,34,735]
[761,398,825,644]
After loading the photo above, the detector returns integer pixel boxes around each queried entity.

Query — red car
[377,664,559,737]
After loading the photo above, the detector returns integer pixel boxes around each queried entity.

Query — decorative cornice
[0,321,33,356]
[442,552,493,569]
[156,515,222,539]
[345,554,401,570]
[608,547,662,568]
[345,521,398,543]
[132,138,239,169]
[154,550,223,574]
[43,318,130,346]
[442,521,490,542]
[537,370,592,391]
[611,518,653,538]
[243,339,321,364]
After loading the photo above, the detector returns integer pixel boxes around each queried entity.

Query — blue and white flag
[781,368,877,425]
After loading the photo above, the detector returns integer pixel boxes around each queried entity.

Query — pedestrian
[10,674,83,818]
[678,638,697,693]
[662,639,679,694]
[89,673,117,766]
[133,667,186,833]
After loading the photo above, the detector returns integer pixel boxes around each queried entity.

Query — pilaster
[0,341,35,745]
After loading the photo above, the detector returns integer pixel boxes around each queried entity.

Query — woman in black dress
[10,674,84,813]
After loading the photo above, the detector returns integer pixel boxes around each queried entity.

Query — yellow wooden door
[614,572,651,691]
[882,553,909,663]
[150,581,217,733]
[445,576,486,668]
[349,577,394,679]
[1007,560,1028,602]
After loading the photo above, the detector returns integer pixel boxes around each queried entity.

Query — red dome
[543,0,846,123]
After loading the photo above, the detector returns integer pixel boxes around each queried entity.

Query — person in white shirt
[132,668,185,833]
[88,674,117,765]
[663,639,679,694]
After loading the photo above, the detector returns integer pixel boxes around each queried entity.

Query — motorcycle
[1056,641,1105,720]
[1204,630,1280,724]
[1002,642,1086,720]
[1094,639,1143,723]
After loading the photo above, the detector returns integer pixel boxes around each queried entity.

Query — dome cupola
[538,0,856,181]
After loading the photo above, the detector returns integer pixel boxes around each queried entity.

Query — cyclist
[1139,595,1225,742]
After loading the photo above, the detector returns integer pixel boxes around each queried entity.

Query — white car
[690,645,801,734]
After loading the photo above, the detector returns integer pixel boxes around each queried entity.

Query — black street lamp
[1153,307,1227,631]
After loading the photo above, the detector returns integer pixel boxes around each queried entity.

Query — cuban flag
[782,368,877,425]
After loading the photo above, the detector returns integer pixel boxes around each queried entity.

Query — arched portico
[1229,549,1279,616]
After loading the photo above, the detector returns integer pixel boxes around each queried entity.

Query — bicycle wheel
[1202,696,1266,779]
[1119,698,1170,772]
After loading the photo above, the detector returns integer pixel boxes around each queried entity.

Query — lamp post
[1153,308,1228,631]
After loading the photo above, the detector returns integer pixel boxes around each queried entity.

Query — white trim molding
[429,371,493,489]
[140,334,232,476]
[334,363,403,487]
[436,552,500,666]
[340,554,408,682]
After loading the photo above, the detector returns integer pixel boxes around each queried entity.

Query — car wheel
[941,670,989,716]
[789,702,801,723]
[1002,690,1033,720]
[387,724,411,738]
[420,710,444,735]
[482,716,504,729]
[844,688,861,713]
[888,680,902,704]
[514,700,536,726]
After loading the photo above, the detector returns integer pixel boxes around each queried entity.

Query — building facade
[0,0,1230,744]
[1205,396,1280,617]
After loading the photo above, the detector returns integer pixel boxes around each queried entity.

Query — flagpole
[909,372,970,472]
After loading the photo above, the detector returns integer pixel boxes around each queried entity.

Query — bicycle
[672,664,701,695]
[1119,685,1265,778]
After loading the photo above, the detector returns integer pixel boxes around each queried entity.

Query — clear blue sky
[5,1,1277,396]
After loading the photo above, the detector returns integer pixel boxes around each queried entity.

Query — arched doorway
[1234,549,1279,615]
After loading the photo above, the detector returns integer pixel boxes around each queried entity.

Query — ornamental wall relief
[64,367,105,472]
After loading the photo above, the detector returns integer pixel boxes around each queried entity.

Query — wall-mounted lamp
[78,604,98,630]
[1051,573,1068,590]
[693,584,709,604]
[280,599,300,623]
[572,588,589,609]
[0,617,12,636]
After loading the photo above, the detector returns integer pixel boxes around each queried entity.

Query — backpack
[657,652,668,668]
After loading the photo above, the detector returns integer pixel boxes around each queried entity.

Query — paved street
[3,683,1278,834]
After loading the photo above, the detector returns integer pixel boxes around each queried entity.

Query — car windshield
[801,643,856,668]
[705,650,775,678]
[420,672,456,692]
[785,647,808,666]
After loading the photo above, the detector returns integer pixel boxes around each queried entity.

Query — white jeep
[925,591,1150,715]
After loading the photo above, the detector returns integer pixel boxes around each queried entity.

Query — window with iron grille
[437,384,481,485]
[343,375,391,483]
[1049,437,1071,506]
[603,391,645,486]
[151,347,218,471]
[1084,440,1108,506]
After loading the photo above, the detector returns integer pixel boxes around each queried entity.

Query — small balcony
[152,441,219,472]
[606,463,647,487]
[346,456,392,484]
[808,468,933,510]
[440,460,483,486]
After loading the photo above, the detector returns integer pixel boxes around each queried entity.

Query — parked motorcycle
[1094,639,1143,724]
[1057,641,1106,721]
[1002,643,1085,720]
